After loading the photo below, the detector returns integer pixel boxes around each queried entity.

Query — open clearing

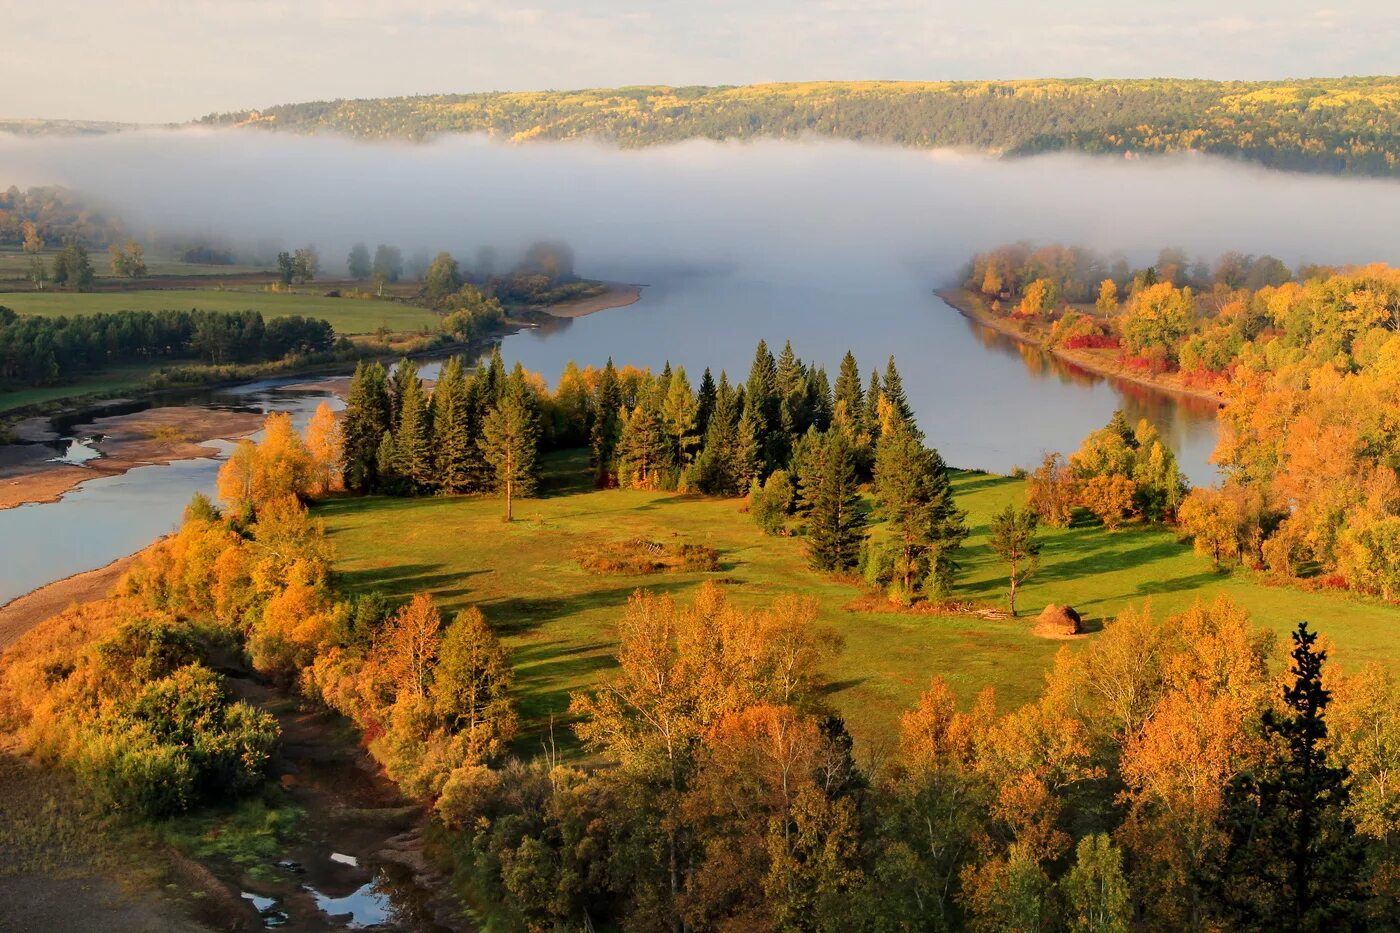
[0,288,440,335]
[319,451,1400,756]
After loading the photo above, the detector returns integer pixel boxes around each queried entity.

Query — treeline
[0,306,339,389]
[201,77,1400,177]
[345,239,584,307]
[0,184,127,250]
[963,245,1400,601]
[346,342,969,602]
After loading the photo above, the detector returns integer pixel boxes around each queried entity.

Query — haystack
[1033,603,1083,638]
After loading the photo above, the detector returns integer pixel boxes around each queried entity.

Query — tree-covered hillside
[200,77,1400,176]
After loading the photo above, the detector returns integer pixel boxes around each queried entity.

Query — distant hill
[197,77,1400,177]
[0,119,138,137]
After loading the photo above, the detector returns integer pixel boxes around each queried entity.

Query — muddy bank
[539,282,642,319]
[0,406,264,511]
[938,288,1228,408]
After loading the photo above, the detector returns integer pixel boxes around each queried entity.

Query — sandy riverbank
[937,288,1228,408]
[540,282,642,319]
[0,407,264,511]
[0,547,153,651]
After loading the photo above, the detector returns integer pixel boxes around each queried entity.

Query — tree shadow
[333,563,492,600]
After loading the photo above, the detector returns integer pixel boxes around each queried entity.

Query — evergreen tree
[865,368,883,435]
[833,351,865,433]
[1215,622,1366,929]
[734,404,764,493]
[375,431,400,491]
[432,356,475,493]
[617,401,674,489]
[393,361,435,490]
[698,372,740,495]
[791,426,827,518]
[880,355,916,436]
[806,365,833,433]
[388,357,416,429]
[806,431,867,572]
[873,423,968,601]
[745,339,780,470]
[480,365,540,521]
[660,366,700,466]
[590,359,623,486]
[341,360,391,492]
[696,367,717,437]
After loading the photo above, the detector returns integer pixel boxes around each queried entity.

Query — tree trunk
[1008,562,1018,616]
[505,476,513,521]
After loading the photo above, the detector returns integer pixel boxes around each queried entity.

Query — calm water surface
[1,265,1217,606]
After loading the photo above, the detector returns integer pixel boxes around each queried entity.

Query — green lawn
[0,288,440,335]
[317,453,1400,757]
[0,364,158,413]
[0,248,266,279]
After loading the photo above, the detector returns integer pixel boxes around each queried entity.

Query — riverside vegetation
[4,334,1399,931]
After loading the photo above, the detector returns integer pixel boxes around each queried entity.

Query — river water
[0,271,1217,607]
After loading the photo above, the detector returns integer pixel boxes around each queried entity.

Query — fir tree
[1215,622,1366,929]
[393,361,435,490]
[745,339,780,469]
[480,365,540,521]
[873,423,968,601]
[660,366,700,466]
[833,351,865,433]
[590,359,623,486]
[865,368,883,435]
[388,357,416,430]
[617,401,674,489]
[806,431,867,572]
[734,404,764,493]
[696,367,717,437]
[431,356,474,493]
[341,360,391,492]
[698,372,740,495]
[880,355,916,436]
[806,365,833,433]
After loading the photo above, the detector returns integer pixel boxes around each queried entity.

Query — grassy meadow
[0,287,440,335]
[318,451,1400,758]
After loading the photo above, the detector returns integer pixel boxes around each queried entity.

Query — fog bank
[2,130,1398,283]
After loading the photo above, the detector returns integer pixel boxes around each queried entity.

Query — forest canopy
[200,77,1400,177]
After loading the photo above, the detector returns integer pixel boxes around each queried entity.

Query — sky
[3,0,1398,122]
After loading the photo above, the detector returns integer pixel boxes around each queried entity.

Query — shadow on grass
[951,472,1019,495]
[333,563,491,600]
[484,581,695,638]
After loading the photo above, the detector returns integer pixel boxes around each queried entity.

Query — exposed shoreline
[537,282,643,319]
[0,545,154,651]
[0,407,265,512]
[936,287,1228,409]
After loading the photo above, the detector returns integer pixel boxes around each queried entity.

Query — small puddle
[46,436,104,465]
[241,891,289,927]
[308,877,393,929]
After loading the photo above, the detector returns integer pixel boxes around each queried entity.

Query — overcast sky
[4,1,1398,122]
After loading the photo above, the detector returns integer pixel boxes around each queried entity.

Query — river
[0,270,1217,608]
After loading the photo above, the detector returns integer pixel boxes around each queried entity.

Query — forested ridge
[199,77,1400,176]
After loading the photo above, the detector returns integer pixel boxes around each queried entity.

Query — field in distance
[319,450,1400,757]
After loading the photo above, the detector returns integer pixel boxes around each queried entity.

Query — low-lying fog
[3,129,1398,278]
[3,130,1399,481]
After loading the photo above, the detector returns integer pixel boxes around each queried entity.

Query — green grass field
[0,288,440,335]
[317,452,1400,757]
[0,365,157,413]
[0,248,265,280]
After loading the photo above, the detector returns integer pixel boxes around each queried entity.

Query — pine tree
[806,431,867,572]
[833,351,865,433]
[660,366,700,465]
[1215,622,1366,929]
[880,355,916,436]
[393,361,435,490]
[873,423,968,601]
[590,359,623,486]
[341,360,391,491]
[696,367,717,437]
[480,365,540,521]
[432,356,474,493]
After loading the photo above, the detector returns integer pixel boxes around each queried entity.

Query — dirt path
[0,740,215,933]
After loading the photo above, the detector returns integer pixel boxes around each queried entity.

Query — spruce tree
[481,365,540,521]
[833,351,865,432]
[696,367,717,437]
[432,356,474,493]
[1215,622,1366,929]
[341,360,391,491]
[873,423,968,601]
[698,372,740,495]
[734,405,764,492]
[617,401,674,489]
[806,431,867,572]
[881,355,916,436]
[590,359,623,486]
[660,366,700,466]
[393,361,435,490]
[865,368,883,436]
[388,357,415,430]
[806,366,833,433]
[745,339,779,468]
